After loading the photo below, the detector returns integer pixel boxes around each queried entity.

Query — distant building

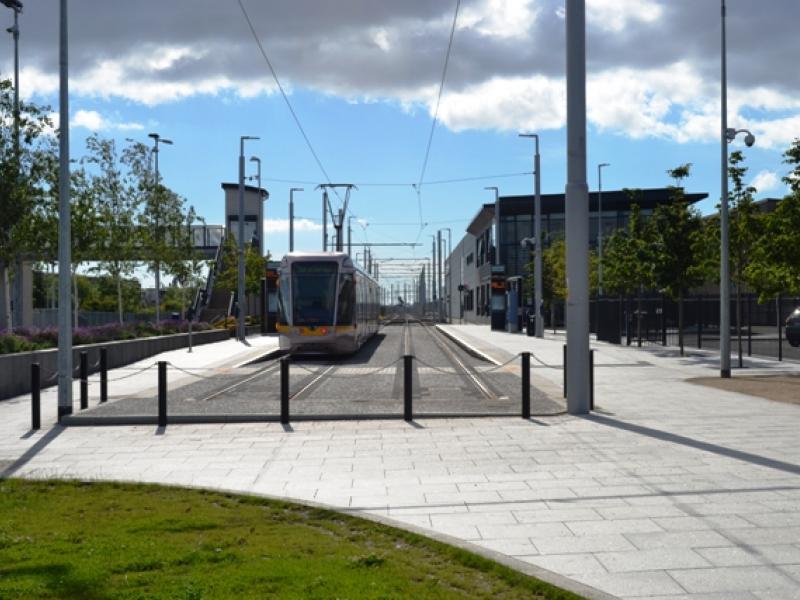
[445,188,708,324]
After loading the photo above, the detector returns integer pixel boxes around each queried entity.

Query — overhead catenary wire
[415,0,462,232]
[237,0,340,200]
[262,171,532,187]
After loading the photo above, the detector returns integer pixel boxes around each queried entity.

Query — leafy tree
[0,79,55,328]
[540,238,566,329]
[651,165,709,355]
[165,206,208,319]
[727,151,762,364]
[215,235,268,316]
[85,135,139,324]
[602,194,654,343]
[125,141,186,322]
[783,138,800,193]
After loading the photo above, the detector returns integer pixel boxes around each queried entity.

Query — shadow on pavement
[585,413,800,476]
[1,426,65,478]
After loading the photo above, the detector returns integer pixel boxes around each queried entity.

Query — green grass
[0,479,584,600]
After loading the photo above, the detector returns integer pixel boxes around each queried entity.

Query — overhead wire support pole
[316,183,357,253]
[238,135,259,342]
[57,0,72,421]
[520,133,543,337]
[565,0,590,415]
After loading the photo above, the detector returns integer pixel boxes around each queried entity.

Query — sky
[2,0,799,286]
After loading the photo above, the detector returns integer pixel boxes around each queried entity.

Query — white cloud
[264,218,321,234]
[71,109,144,132]
[587,0,663,32]
[750,170,780,193]
[437,76,565,132]
[459,0,540,39]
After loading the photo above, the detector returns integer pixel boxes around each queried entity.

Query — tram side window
[336,273,355,325]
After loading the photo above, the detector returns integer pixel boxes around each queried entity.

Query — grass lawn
[0,479,584,599]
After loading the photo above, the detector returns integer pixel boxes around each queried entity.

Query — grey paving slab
[3,324,800,600]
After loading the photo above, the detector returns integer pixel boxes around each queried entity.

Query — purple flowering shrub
[0,320,212,355]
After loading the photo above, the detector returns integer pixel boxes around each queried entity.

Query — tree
[0,78,55,329]
[602,193,654,344]
[125,141,186,322]
[747,141,800,301]
[727,151,762,365]
[165,206,208,319]
[540,238,566,330]
[85,135,138,324]
[215,235,267,319]
[650,166,710,355]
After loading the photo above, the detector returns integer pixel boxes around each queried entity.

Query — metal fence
[589,294,800,363]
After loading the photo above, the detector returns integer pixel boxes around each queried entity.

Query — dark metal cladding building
[447,188,708,324]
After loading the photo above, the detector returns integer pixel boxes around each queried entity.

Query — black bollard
[589,349,595,411]
[100,348,108,403]
[31,363,41,430]
[80,351,88,410]
[280,356,290,424]
[521,352,530,419]
[158,361,167,428]
[403,355,413,421]
[562,344,567,398]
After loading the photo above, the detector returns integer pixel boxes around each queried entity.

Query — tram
[276,252,380,354]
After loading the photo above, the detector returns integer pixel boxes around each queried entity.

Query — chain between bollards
[80,351,88,410]
[521,352,530,419]
[100,348,108,403]
[403,354,413,421]
[31,362,41,430]
[280,356,290,424]
[158,361,167,428]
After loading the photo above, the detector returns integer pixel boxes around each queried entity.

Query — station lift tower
[317,184,357,253]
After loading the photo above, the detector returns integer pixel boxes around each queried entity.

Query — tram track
[417,321,506,402]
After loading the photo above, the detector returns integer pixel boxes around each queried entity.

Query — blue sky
[3,0,798,285]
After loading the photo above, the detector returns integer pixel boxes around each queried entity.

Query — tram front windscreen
[291,262,339,325]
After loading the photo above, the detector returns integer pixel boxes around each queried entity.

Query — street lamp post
[57,0,71,420]
[519,133,544,337]
[289,187,303,252]
[238,136,259,342]
[720,0,755,378]
[148,133,173,326]
[4,0,23,330]
[597,162,610,296]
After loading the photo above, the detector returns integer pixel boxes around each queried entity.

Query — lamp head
[599,162,610,168]
[1,1,23,12]
[249,155,260,163]
[744,133,755,147]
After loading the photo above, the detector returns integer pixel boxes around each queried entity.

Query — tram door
[490,266,506,331]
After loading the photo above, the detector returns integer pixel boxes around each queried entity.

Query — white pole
[57,0,72,420]
[565,0,590,415]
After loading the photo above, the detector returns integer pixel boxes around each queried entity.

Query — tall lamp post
[57,0,71,420]
[519,133,543,337]
[720,0,755,378]
[3,0,23,329]
[238,135,259,342]
[289,187,303,252]
[2,1,21,155]
[148,132,173,325]
[597,162,610,296]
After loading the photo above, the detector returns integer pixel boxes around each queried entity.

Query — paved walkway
[2,327,800,599]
